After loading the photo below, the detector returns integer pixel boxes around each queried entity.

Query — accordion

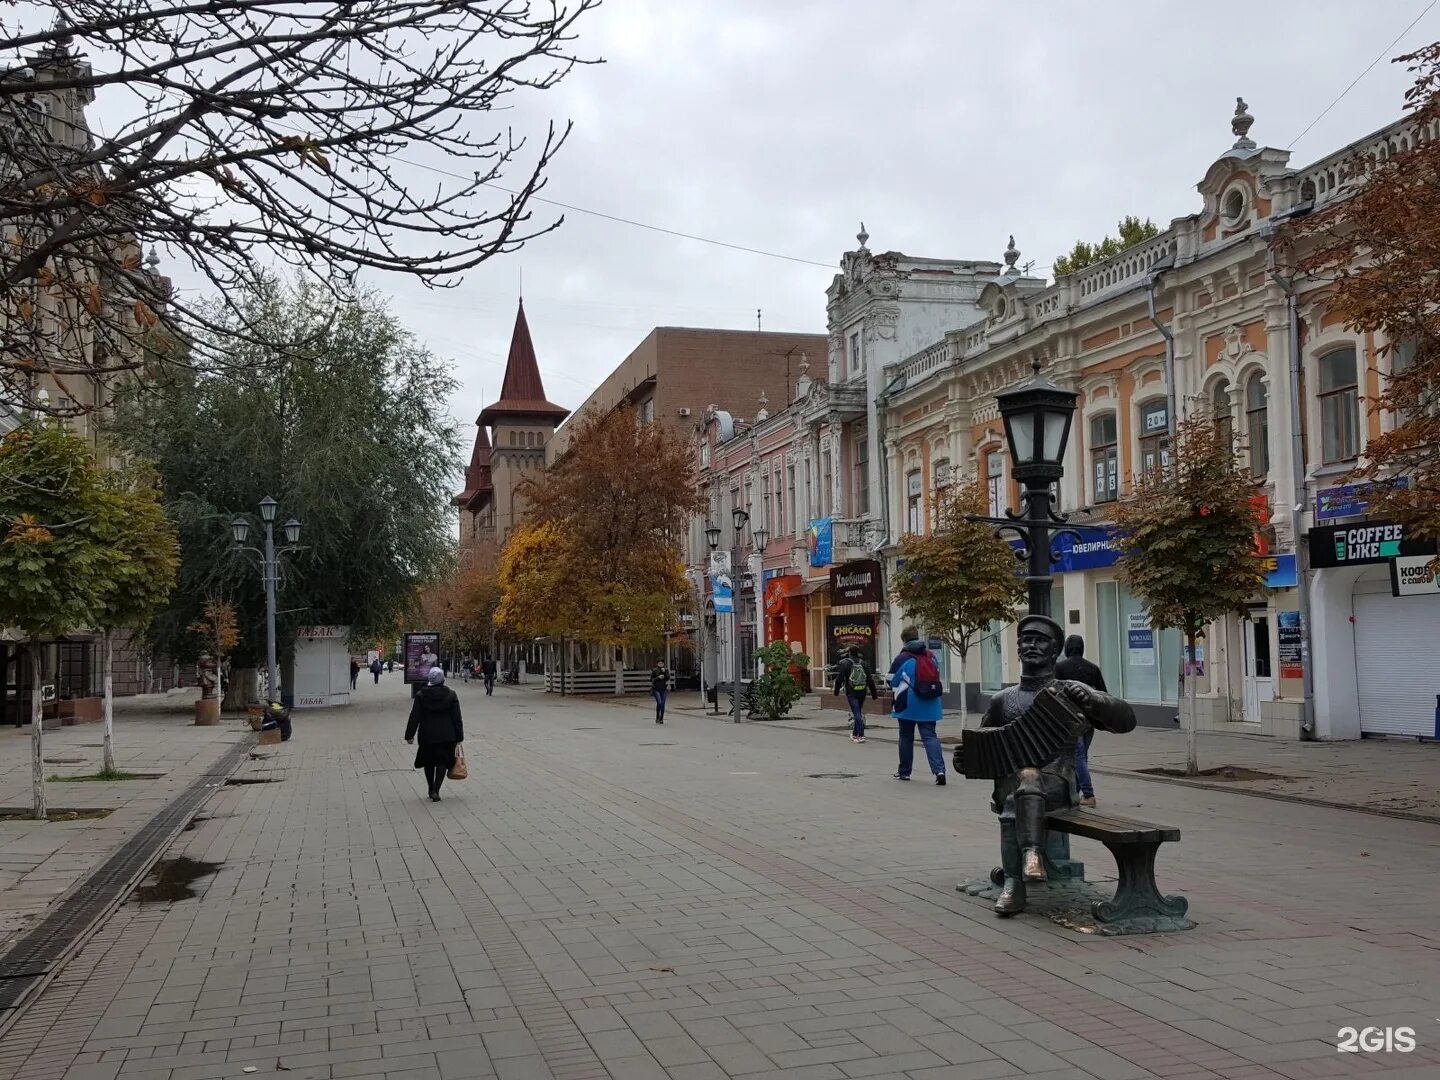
[956,683,1086,780]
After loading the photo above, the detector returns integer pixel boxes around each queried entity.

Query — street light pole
[262,510,279,703]
[966,360,1082,617]
[230,497,302,706]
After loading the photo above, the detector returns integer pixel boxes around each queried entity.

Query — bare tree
[0,1,598,419]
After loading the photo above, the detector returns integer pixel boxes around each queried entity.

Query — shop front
[763,572,810,690]
[1308,519,1440,739]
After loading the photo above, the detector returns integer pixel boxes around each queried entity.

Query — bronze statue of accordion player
[952,613,1137,916]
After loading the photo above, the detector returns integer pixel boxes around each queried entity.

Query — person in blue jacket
[889,626,946,785]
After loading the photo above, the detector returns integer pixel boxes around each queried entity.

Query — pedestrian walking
[650,660,669,724]
[349,658,360,690]
[832,647,874,742]
[481,655,496,696]
[1055,634,1106,806]
[889,626,946,785]
[461,658,471,683]
[405,667,464,802]
[369,657,382,684]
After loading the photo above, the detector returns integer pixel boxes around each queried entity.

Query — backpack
[910,651,944,700]
[847,660,868,692]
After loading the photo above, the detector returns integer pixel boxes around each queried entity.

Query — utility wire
[389,151,839,270]
[1288,0,1438,149]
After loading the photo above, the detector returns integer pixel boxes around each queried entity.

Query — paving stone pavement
[3,674,1440,1080]
[0,692,246,946]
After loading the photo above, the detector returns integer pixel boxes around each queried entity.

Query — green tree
[113,277,460,685]
[1111,415,1266,775]
[891,479,1025,725]
[1053,215,1161,275]
[752,641,810,721]
[0,424,126,817]
[93,463,179,773]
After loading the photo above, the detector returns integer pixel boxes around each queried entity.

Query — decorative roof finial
[798,351,809,376]
[755,389,770,422]
[857,221,869,248]
[144,246,160,269]
[1231,97,1256,150]
[1003,235,1020,274]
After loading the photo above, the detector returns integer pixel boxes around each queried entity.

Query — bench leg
[1093,841,1189,925]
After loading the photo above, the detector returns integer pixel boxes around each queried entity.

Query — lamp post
[706,508,765,723]
[966,361,1080,617]
[229,497,303,705]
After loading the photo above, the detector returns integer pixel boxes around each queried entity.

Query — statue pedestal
[194,698,220,726]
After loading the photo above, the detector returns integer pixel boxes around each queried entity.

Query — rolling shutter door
[1353,582,1440,737]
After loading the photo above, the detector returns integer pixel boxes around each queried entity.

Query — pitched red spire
[455,417,493,510]
[479,300,569,426]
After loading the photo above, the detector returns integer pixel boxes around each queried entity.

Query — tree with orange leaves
[1281,44,1440,537]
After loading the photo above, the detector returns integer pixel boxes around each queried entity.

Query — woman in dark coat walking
[405,667,463,801]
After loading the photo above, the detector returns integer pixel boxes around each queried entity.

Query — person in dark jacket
[370,657,383,684]
[650,660,669,723]
[831,647,875,743]
[480,656,497,696]
[1054,634,1105,806]
[350,658,360,690]
[405,667,464,802]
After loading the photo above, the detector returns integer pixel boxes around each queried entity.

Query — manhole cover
[807,772,860,780]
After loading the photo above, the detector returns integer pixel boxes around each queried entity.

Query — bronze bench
[991,807,1189,927]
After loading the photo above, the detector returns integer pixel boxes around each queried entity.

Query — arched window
[986,449,1005,515]
[1245,373,1269,478]
[1089,414,1118,503]
[932,457,951,526]
[1317,346,1360,463]
[509,430,518,446]
[1211,379,1233,449]
[905,469,923,534]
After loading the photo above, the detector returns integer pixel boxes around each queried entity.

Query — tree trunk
[614,647,624,696]
[102,630,116,775]
[224,667,257,711]
[955,647,969,728]
[29,644,46,821]
[1185,628,1199,776]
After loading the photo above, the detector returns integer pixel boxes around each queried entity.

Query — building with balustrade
[877,99,1436,739]
[692,99,1437,740]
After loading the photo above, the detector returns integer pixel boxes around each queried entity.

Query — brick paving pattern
[2,672,1438,1079]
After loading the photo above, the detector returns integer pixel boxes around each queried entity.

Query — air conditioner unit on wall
[678,407,691,417]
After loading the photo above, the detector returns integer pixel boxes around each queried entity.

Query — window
[774,466,785,536]
[906,470,923,534]
[1211,379,1233,450]
[1245,372,1269,478]
[986,450,1005,516]
[933,458,951,522]
[509,430,517,446]
[1318,346,1359,463]
[642,398,655,424]
[1090,414,1118,503]
[699,440,710,468]
[821,450,833,516]
[1138,402,1170,479]
[849,331,862,375]
[853,434,869,517]
[786,465,796,536]
[803,460,813,522]
[761,472,771,535]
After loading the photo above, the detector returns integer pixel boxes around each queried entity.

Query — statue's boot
[1016,794,1048,882]
[994,876,1026,916]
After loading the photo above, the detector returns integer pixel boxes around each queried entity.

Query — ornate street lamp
[228,497,305,704]
[969,360,1082,617]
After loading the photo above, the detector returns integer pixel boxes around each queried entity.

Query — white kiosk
[292,625,352,708]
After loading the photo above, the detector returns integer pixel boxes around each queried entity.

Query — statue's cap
[1017,614,1065,644]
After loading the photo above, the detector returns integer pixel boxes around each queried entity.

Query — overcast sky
[43,1,1436,437]
[408,0,1436,435]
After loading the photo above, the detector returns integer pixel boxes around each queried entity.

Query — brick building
[548,328,826,459]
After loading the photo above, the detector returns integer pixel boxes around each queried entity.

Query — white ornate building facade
[691,99,1438,740]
